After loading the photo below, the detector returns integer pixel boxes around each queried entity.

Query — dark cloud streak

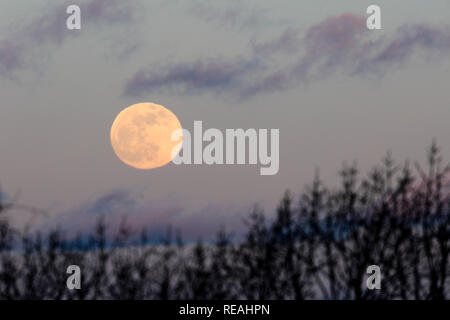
[124,13,450,100]
[124,58,260,97]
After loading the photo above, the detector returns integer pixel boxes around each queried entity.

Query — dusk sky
[1,0,450,239]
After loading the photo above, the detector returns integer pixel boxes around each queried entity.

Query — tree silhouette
[0,143,449,299]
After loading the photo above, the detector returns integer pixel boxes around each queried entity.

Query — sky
[1,0,450,240]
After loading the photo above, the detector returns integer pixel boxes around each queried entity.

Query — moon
[110,102,183,170]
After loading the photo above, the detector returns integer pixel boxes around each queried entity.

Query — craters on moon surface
[110,102,183,169]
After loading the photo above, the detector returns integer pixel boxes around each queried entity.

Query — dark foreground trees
[0,144,449,299]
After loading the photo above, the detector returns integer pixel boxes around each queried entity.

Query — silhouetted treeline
[0,143,449,299]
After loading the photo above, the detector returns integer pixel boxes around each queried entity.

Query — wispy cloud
[189,1,268,29]
[0,0,138,77]
[0,40,22,76]
[124,13,450,99]
[251,27,301,56]
[84,0,136,23]
[247,15,450,96]
[354,24,450,75]
[242,13,368,96]
[40,189,138,234]
[124,57,260,97]
[40,189,246,241]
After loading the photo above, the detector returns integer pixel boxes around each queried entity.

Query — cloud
[305,13,366,51]
[301,13,367,71]
[0,40,23,76]
[0,0,138,77]
[40,188,248,242]
[0,190,10,204]
[124,13,450,99]
[189,1,267,29]
[124,57,260,97]
[251,14,450,95]
[242,13,368,96]
[354,24,450,75]
[83,0,136,23]
[251,27,301,56]
[41,189,138,233]
[80,189,136,216]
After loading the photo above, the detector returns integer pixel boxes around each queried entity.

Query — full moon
[110,102,183,170]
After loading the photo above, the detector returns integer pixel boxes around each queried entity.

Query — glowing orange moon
[110,102,183,169]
